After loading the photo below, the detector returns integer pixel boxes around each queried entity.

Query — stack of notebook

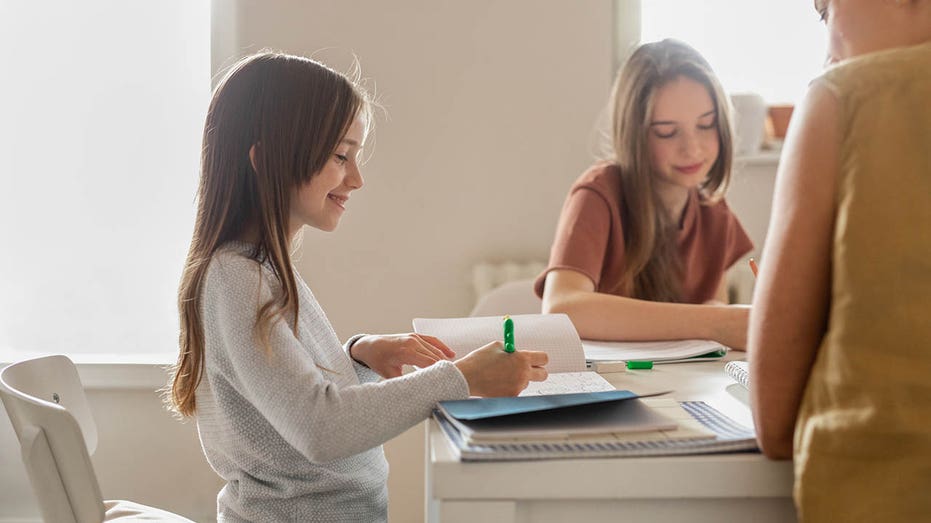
[434,390,758,461]
[416,314,758,461]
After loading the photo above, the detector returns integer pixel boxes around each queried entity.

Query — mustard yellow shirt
[794,41,931,522]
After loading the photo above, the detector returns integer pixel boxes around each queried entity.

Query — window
[0,1,210,358]
[640,0,828,105]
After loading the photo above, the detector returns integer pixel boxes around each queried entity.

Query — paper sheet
[519,371,615,396]
[414,314,586,373]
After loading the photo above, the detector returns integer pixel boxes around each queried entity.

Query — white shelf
[735,150,781,166]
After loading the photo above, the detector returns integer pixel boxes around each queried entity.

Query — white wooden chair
[469,279,542,317]
[0,355,194,522]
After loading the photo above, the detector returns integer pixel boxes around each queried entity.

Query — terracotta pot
[767,104,794,139]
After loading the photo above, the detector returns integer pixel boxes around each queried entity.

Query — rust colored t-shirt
[534,163,753,303]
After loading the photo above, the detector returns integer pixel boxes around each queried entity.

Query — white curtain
[0,1,210,357]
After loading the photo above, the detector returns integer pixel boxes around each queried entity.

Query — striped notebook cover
[725,360,750,389]
[435,401,758,461]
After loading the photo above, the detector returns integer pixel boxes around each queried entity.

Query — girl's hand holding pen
[349,333,456,379]
[454,341,549,397]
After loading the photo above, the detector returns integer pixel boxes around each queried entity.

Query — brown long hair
[608,39,734,302]
[168,52,371,417]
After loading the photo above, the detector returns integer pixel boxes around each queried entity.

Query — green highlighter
[503,315,515,353]
[626,360,654,370]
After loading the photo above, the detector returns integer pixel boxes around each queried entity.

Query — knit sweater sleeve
[202,251,469,463]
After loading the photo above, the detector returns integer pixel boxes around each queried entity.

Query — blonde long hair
[169,52,371,417]
[608,39,734,302]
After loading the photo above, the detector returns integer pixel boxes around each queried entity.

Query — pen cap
[503,316,515,352]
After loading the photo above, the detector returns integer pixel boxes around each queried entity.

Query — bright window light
[0,1,210,357]
[640,0,828,105]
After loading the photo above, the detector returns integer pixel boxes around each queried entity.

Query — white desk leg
[424,422,435,523]
[438,501,516,523]
[424,422,517,523]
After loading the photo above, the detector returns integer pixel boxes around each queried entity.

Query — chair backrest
[469,279,542,317]
[0,355,105,523]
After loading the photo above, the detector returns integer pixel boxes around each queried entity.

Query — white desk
[425,352,796,523]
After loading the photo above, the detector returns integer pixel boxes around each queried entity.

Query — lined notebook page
[520,372,615,396]
[414,314,586,373]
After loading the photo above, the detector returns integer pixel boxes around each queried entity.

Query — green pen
[626,360,654,370]
[503,315,515,353]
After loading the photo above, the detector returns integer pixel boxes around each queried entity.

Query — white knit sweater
[194,242,469,522]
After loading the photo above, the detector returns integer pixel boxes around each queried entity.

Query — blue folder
[439,390,645,421]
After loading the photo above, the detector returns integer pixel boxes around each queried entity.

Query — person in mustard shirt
[749,0,931,521]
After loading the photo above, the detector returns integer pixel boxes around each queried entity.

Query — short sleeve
[723,207,755,269]
[535,187,614,297]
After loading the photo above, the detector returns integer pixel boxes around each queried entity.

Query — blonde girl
[536,39,752,348]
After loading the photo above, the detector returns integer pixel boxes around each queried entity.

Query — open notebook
[413,313,615,396]
[583,339,728,364]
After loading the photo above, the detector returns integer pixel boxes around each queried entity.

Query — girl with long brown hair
[168,52,547,522]
[535,39,753,349]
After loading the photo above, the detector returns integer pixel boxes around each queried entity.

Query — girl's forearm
[544,290,745,345]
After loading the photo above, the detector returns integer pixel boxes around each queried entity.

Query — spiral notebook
[435,400,758,461]
[725,360,750,389]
